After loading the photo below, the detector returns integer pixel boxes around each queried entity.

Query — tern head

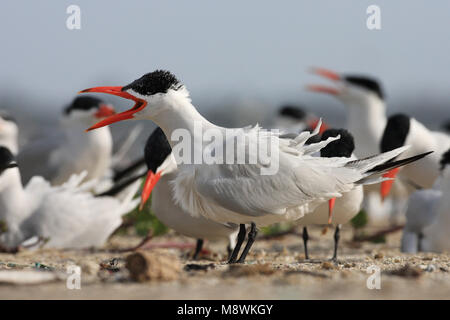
[80,70,187,131]
[307,68,384,106]
[278,105,307,121]
[442,120,450,133]
[379,113,411,201]
[63,96,116,126]
[276,105,329,134]
[140,127,173,210]
[380,114,410,153]
[440,148,450,178]
[320,128,355,158]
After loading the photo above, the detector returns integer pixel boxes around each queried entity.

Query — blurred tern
[17,96,115,185]
[401,188,441,253]
[80,70,430,263]
[421,149,450,252]
[273,105,328,136]
[139,127,238,259]
[380,113,450,196]
[298,129,363,261]
[308,68,386,158]
[0,146,139,250]
[308,67,410,224]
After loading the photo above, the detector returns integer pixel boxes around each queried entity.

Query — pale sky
[1,1,449,125]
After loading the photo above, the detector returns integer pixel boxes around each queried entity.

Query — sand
[0,226,449,300]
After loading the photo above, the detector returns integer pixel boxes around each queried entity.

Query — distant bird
[0,146,139,250]
[273,105,328,136]
[380,113,450,197]
[442,120,450,133]
[0,110,19,155]
[406,149,450,253]
[298,129,363,261]
[308,68,386,158]
[17,96,115,185]
[139,127,238,259]
[401,189,441,253]
[308,67,410,224]
[80,69,430,263]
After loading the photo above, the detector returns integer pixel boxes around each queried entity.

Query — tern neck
[149,97,218,148]
[0,137,18,156]
[345,96,387,157]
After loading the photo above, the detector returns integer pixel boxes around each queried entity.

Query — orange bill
[328,198,336,224]
[311,67,341,81]
[306,84,340,96]
[139,170,162,211]
[309,118,330,134]
[94,104,116,119]
[380,167,400,202]
[79,86,147,131]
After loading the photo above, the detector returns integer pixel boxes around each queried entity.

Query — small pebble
[374,253,384,260]
[321,261,335,270]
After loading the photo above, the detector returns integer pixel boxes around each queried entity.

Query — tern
[0,110,19,155]
[17,96,115,185]
[80,69,430,263]
[420,149,450,252]
[380,113,450,197]
[308,68,386,158]
[139,127,239,259]
[401,188,441,253]
[308,68,410,224]
[0,146,139,250]
[298,129,363,261]
[273,105,328,136]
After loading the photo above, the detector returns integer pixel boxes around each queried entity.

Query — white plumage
[419,166,450,252]
[17,98,114,186]
[0,151,139,249]
[391,118,450,189]
[151,157,238,246]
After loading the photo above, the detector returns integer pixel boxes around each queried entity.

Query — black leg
[331,225,341,262]
[302,226,310,260]
[192,239,204,260]
[228,224,247,264]
[237,222,258,263]
[418,232,424,252]
[226,243,233,260]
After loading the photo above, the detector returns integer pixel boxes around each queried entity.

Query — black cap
[0,146,17,174]
[144,127,172,173]
[278,105,307,120]
[440,148,450,171]
[64,96,103,115]
[380,114,411,152]
[320,128,355,158]
[442,120,450,133]
[344,75,384,99]
[122,70,182,96]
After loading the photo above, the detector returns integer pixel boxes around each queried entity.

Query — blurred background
[1,0,449,155]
